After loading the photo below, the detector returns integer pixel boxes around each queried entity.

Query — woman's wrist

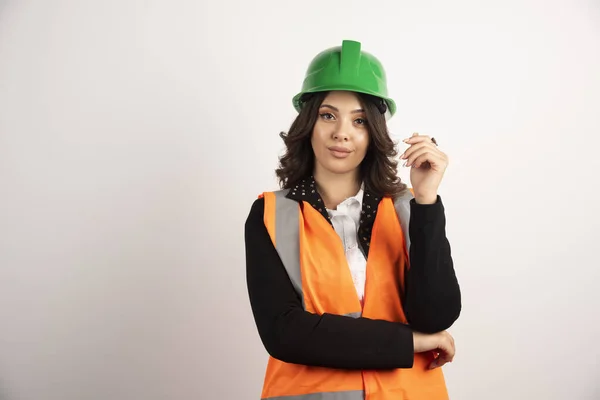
[414,195,438,205]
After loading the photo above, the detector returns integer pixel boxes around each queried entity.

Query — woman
[245,40,461,400]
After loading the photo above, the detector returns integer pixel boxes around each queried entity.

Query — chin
[322,160,360,175]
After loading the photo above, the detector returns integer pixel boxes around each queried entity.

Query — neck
[313,169,361,210]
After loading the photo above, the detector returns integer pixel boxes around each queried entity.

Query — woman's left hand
[401,132,449,204]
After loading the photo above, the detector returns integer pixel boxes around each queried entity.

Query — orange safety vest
[258,188,449,400]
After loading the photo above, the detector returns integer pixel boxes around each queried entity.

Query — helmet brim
[292,86,397,117]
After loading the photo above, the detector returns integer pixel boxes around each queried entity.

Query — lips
[328,146,352,159]
[328,146,351,153]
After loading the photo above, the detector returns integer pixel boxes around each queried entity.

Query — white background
[1,1,599,399]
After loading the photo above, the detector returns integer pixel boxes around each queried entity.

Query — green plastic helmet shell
[292,40,397,117]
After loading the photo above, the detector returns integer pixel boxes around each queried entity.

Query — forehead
[321,91,363,110]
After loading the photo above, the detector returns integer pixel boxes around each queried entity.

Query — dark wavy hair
[275,91,407,198]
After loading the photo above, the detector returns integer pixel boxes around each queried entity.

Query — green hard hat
[292,40,397,117]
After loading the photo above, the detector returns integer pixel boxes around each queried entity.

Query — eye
[319,113,335,120]
[355,118,367,125]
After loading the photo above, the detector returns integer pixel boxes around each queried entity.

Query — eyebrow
[320,104,365,114]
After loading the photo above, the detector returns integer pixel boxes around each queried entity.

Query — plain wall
[1,1,599,399]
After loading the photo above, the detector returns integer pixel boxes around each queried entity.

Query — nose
[332,119,351,142]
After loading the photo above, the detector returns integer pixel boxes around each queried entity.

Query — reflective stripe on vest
[393,187,414,253]
[263,391,364,400]
[272,189,304,308]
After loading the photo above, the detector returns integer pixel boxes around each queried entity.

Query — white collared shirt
[326,187,367,305]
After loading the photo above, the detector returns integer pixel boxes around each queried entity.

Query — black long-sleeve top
[244,184,461,371]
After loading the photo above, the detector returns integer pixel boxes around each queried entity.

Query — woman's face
[311,91,370,177]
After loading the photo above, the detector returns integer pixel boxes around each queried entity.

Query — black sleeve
[245,197,415,370]
[404,195,462,334]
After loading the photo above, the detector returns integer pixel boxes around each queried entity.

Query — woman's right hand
[413,331,455,369]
